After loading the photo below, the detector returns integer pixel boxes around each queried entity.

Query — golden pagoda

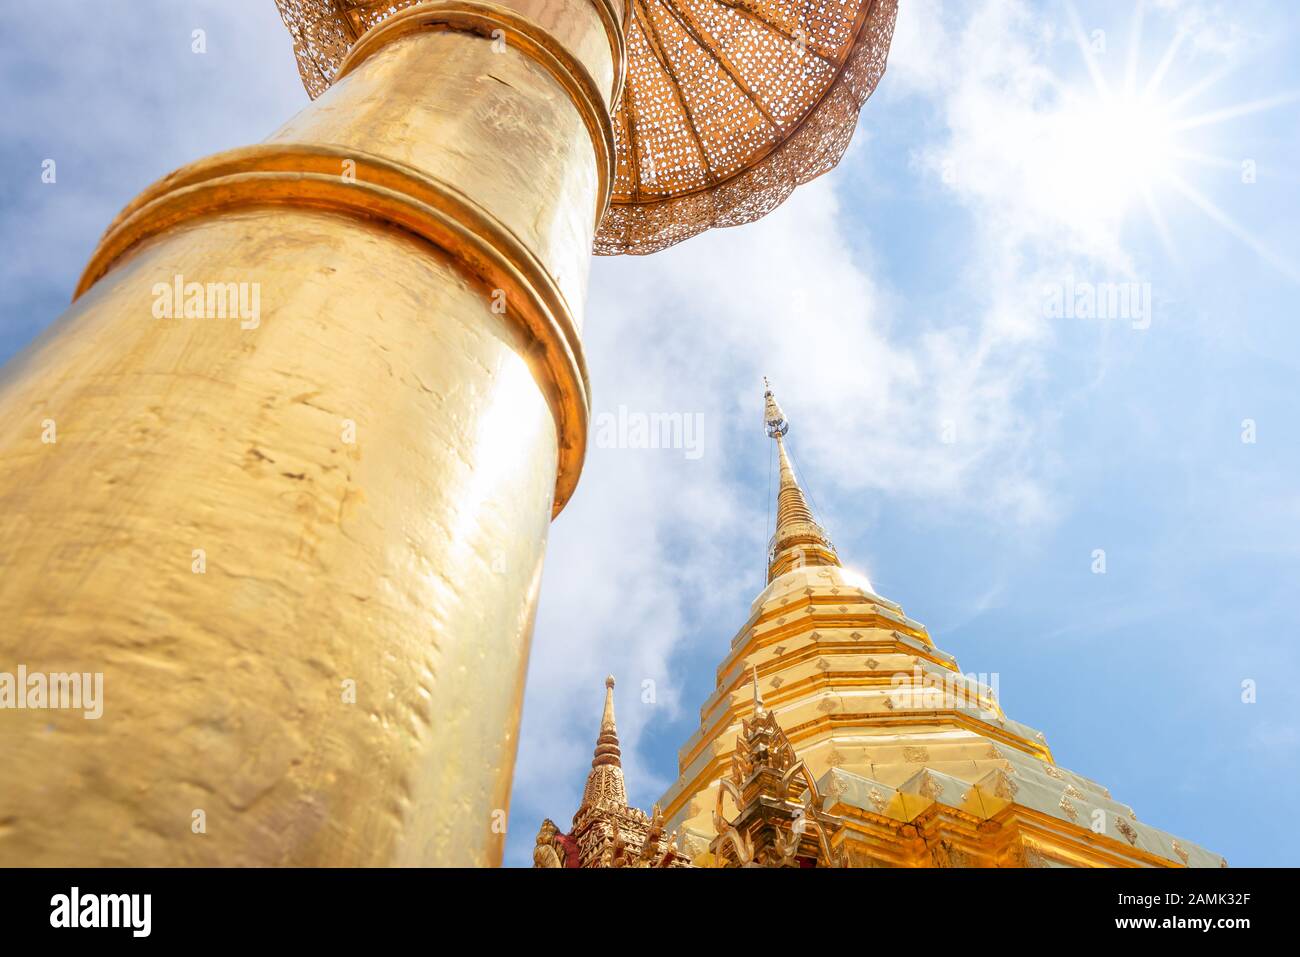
[540,383,1224,868]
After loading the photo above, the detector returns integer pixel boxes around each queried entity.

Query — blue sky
[2,1,1297,867]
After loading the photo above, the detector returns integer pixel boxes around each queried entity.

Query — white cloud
[509,0,1259,862]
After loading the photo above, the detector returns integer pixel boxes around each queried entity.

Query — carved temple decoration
[709,669,845,867]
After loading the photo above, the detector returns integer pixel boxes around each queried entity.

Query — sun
[1045,88,1177,225]
[1071,93,1175,203]
[1031,3,1300,278]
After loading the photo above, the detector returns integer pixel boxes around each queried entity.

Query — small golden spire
[762,380,840,582]
[580,676,628,812]
[594,676,621,768]
[751,664,764,716]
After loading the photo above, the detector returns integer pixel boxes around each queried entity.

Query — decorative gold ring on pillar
[585,0,629,106]
[73,144,590,514]
[334,1,618,229]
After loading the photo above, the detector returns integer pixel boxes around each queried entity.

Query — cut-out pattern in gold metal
[273,0,899,254]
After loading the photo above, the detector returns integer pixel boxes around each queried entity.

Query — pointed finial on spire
[580,675,628,813]
[761,381,840,582]
[751,664,764,715]
[601,676,617,733]
[763,377,789,437]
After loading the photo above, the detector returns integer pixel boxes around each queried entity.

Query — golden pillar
[0,0,623,866]
[0,0,897,866]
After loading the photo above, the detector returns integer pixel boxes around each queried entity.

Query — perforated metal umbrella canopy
[276,0,898,255]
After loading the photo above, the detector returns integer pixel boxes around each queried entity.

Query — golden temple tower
[541,383,1224,868]
[0,1,897,866]
[534,677,689,867]
[656,382,1225,867]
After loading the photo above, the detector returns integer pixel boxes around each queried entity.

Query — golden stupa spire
[652,385,1224,869]
[763,380,840,582]
[580,676,627,812]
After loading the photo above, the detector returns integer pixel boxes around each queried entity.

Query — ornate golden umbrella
[277,0,898,254]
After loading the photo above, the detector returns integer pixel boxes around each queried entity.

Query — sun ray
[1167,173,1300,284]
[1124,1,1145,96]
[1172,90,1300,132]
[1140,186,1180,269]
[1067,2,1111,99]
[1142,28,1187,100]
[1166,64,1236,113]
[1169,148,1247,170]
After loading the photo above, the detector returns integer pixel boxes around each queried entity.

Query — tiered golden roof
[274,0,899,254]
[654,382,1225,867]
